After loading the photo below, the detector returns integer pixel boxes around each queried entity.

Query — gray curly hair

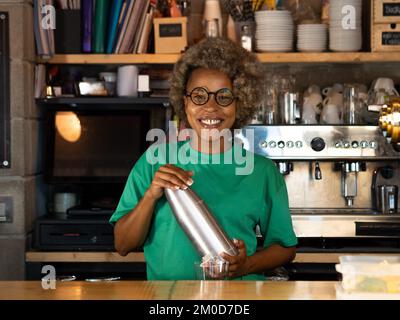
[169,37,265,128]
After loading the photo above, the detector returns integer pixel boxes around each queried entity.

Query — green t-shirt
[109,140,297,280]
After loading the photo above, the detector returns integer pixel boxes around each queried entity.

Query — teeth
[201,119,221,125]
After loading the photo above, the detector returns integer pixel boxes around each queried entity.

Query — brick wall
[0,0,46,280]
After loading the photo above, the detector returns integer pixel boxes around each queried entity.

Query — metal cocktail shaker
[165,187,239,258]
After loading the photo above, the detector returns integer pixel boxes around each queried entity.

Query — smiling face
[184,68,236,151]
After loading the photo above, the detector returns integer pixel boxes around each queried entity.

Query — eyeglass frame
[184,87,237,107]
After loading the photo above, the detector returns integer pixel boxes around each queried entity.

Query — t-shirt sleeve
[262,167,298,248]
[109,151,154,225]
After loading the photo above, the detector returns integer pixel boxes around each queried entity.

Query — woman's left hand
[220,239,249,278]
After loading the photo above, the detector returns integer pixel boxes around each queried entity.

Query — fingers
[220,239,247,277]
[161,164,194,185]
[153,164,194,190]
[233,239,245,250]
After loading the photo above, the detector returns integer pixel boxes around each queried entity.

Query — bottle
[165,187,239,258]
[203,0,223,36]
[241,25,253,52]
[204,18,220,38]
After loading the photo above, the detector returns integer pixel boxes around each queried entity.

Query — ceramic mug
[323,91,343,108]
[372,78,399,95]
[320,103,342,124]
[54,192,78,214]
[322,83,343,97]
[303,93,323,114]
[304,85,321,97]
[302,103,318,124]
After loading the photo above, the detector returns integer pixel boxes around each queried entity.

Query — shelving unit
[38,52,400,65]
[36,97,170,106]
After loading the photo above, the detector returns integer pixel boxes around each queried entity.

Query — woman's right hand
[145,164,194,200]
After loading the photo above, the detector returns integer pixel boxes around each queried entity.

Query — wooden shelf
[38,52,400,64]
[26,251,145,263]
[36,97,170,106]
[25,251,400,264]
[39,54,181,64]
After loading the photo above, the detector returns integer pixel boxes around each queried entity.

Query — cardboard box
[153,17,188,54]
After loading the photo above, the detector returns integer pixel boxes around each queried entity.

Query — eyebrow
[188,87,233,92]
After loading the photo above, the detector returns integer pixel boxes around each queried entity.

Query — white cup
[304,85,321,97]
[323,91,343,108]
[302,103,318,124]
[321,104,342,124]
[99,72,117,82]
[303,93,323,115]
[372,78,399,95]
[54,193,78,214]
[322,83,343,97]
[117,65,139,97]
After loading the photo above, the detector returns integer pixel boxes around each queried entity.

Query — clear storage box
[336,255,400,294]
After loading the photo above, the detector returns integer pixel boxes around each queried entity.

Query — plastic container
[336,255,400,294]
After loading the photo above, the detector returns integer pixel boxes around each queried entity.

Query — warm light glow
[55,112,82,142]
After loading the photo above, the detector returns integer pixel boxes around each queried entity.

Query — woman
[110,37,297,280]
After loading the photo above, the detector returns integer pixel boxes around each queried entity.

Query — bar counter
[1,281,337,300]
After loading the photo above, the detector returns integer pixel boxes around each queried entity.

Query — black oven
[40,98,169,215]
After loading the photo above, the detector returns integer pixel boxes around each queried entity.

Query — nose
[203,93,219,110]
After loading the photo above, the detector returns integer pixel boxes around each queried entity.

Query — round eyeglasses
[185,87,236,107]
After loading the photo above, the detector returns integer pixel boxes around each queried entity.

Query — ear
[183,96,189,111]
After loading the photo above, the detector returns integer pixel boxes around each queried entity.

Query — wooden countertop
[0,281,337,300]
[25,251,400,264]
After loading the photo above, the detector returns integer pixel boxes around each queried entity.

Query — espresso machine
[237,125,400,242]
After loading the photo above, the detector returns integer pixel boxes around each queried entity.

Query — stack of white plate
[255,10,294,52]
[329,0,362,51]
[297,24,328,52]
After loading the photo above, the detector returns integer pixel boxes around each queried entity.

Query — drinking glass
[194,260,229,280]
[343,84,362,124]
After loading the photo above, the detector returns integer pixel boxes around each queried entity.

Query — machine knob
[311,137,326,152]
[351,141,359,148]
[334,141,342,148]
[360,141,368,149]
[278,141,285,148]
[295,141,303,148]
[260,140,268,148]
[369,141,378,149]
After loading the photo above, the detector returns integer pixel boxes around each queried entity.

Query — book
[137,6,154,54]
[34,0,53,57]
[92,0,110,53]
[45,0,55,56]
[119,0,144,53]
[131,0,150,53]
[118,1,127,26]
[106,0,124,54]
[81,0,93,52]
[33,0,44,55]
[34,64,47,99]
[114,0,134,53]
